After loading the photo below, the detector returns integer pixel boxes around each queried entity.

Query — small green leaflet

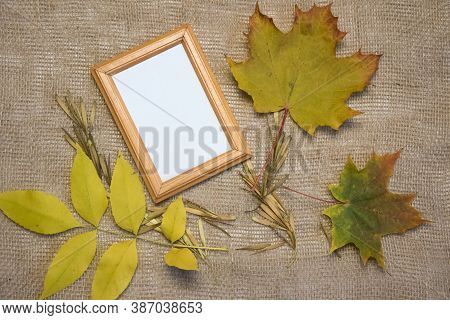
[161,196,186,243]
[40,231,97,299]
[71,145,108,227]
[110,153,146,235]
[91,239,138,300]
[0,190,80,234]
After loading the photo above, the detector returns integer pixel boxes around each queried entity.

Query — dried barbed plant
[140,198,236,261]
[240,111,296,251]
[141,199,235,236]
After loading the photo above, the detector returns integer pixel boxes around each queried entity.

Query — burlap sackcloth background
[0,0,448,299]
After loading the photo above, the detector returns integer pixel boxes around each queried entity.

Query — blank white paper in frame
[112,43,231,182]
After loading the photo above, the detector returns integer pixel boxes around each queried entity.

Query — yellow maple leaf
[228,3,380,135]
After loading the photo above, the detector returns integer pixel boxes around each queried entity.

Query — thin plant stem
[96,227,122,237]
[139,237,229,252]
[281,185,337,204]
[252,107,289,191]
[94,227,228,251]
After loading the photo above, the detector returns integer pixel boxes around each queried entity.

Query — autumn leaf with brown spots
[324,151,425,268]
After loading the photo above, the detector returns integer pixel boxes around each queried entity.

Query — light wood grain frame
[92,24,250,203]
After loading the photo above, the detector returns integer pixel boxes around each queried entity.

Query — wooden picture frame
[91,24,251,203]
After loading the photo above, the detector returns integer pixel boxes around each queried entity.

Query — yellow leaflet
[0,190,80,234]
[40,230,97,299]
[227,4,380,135]
[71,145,108,227]
[91,239,138,300]
[110,153,146,234]
[160,196,186,242]
[164,248,198,271]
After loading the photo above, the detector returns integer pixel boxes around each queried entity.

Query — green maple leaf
[227,3,380,135]
[324,151,425,268]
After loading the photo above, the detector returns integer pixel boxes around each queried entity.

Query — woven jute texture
[0,0,448,299]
